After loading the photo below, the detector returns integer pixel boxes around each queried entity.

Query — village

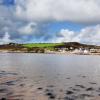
[45,47,100,55]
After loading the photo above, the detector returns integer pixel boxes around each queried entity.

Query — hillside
[23,42,100,49]
[0,42,100,53]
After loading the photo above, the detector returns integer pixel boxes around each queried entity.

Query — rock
[89,82,97,85]
[1,98,6,100]
[46,92,56,99]
[46,92,53,96]
[78,94,94,99]
[75,85,85,88]
[37,87,43,90]
[5,81,15,85]
[66,91,74,95]
[86,87,94,91]
[49,95,56,99]
[0,89,7,93]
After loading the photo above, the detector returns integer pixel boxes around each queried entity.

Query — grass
[23,43,63,50]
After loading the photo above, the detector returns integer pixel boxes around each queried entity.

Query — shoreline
[0,50,100,55]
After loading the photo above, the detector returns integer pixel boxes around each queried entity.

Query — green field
[23,43,63,50]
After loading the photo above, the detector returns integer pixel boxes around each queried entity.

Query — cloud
[0,32,12,44]
[52,25,100,45]
[18,22,37,34]
[15,0,100,24]
[0,0,100,44]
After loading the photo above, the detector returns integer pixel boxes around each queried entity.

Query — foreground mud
[0,70,100,100]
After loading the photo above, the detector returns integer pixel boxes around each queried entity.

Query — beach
[0,53,100,100]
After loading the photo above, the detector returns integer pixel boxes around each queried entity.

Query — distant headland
[0,42,100,55]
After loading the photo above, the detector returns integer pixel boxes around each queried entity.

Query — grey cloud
[15,0,100,24]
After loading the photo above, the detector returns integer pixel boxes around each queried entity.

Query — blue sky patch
[1,0,15,6]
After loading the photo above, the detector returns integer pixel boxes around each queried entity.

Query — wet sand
[0,54,100,100]
[0,70,100,100]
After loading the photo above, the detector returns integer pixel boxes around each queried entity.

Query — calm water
[0,53,100,100]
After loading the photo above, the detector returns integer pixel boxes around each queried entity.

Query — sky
[0,0,100,45]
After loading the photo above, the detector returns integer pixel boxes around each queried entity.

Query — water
[0,53,100,100]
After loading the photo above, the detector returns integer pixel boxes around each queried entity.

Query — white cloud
[0,32,12,44]
[15,0,100,23]
[53,25,100,45]
[18,22,37,34]
[54,29,75,42]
